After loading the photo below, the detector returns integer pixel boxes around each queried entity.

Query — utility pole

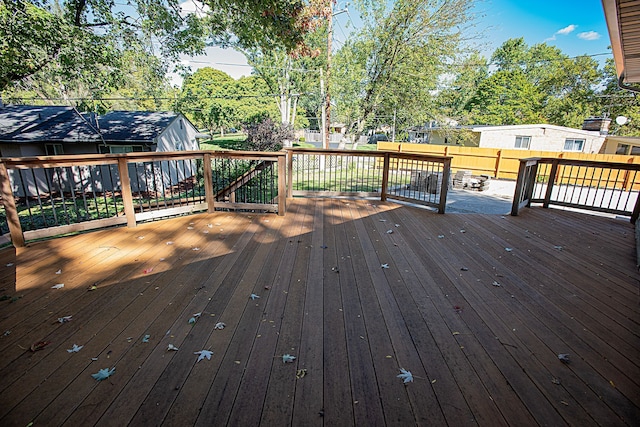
[324,1,333,150]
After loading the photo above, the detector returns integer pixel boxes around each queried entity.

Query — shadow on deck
[0,198,638,426]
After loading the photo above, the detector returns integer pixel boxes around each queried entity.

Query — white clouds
[545,24,577,41]
[179,0,210,18]
[577,31,601,41]
[556,25,577,35]
[544,25,601,43]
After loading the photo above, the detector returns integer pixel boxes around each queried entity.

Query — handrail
[0,149,451,246]
[511,157,640,222]
[0,151,287,246]
[285,148,451,213]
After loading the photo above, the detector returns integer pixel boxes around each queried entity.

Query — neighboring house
[0,105,203,196]
[0,105,201,156]
[408,118,610,154]
[601,135,640,155]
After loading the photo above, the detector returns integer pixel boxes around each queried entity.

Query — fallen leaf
[214,322,226,330]
[92,367,115,381]
[250,293,260,300]
[167,344,179,351]
[51,283,64,289]
[67,344,83,353]
[57,315,73,323]
[397,368,413,383]
[30,341,51,352]
[381,263,389,269]
[194,349,213,362]
[282,354,296,363]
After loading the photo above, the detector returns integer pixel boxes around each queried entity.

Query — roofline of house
[410,123,605,137]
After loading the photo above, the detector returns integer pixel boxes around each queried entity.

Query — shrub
[242,118,294,152]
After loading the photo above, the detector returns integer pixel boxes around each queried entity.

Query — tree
[331,0,477,136]
[1,0,326,104]
[600,58,640,137]
[243,118,294,151]
[435,52,489,124]
[463,38,604,127]
[177,68,284,136]
[466,69,544,125]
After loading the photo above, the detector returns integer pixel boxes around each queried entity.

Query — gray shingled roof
[0,105,179,144]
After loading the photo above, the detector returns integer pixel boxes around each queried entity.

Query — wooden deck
[0,198,638,426]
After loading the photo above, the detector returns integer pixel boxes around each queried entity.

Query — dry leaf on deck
[92,367,115,381]
[397,368,414,384]
[194,349,212,362]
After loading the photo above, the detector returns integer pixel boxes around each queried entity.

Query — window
[616,144,630,155]
[99,145,145,154]
[564,138,584,152]
[45,143,64,155]
[514,136,531,149]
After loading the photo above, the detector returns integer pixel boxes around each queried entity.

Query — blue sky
[475,0,611,61]
[176,0,613,82]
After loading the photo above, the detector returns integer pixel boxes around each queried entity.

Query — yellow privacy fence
[378,142,640,182]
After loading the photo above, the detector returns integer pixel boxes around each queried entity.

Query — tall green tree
[464,38,603,127]
[177,68,282,135]
[466,69,544,125]
[332,0,477,136]
[1,0,326,105]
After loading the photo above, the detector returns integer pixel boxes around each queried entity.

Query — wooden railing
[0,151,286,246]
[511,157,640,222]
[286,148,451,213]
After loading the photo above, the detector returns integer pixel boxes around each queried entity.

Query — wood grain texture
[0,200,637,426]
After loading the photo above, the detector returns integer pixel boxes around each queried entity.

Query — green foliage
[177,67,280,135]
[1,0,323,106]
[466,70,544,125]
[332,0,476,135]
[243,118,294,151]
[457,38,604,127]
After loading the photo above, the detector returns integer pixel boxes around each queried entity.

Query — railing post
[0,162,25,247]
[203,152,215,213]
[543,159,559,209]
[495,150,502,178]
[437,157,451,214]
[117,157,136,227]
[381,153,390,201]
[278,155,287,216]
[511,159,537,216]
[286,149,294,200]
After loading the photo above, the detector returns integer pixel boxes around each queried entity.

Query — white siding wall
[477,126,606,153]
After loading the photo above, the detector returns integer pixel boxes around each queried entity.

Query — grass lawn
[199,134,248,151]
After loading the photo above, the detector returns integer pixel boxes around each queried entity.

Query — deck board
[0,198,638,426]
